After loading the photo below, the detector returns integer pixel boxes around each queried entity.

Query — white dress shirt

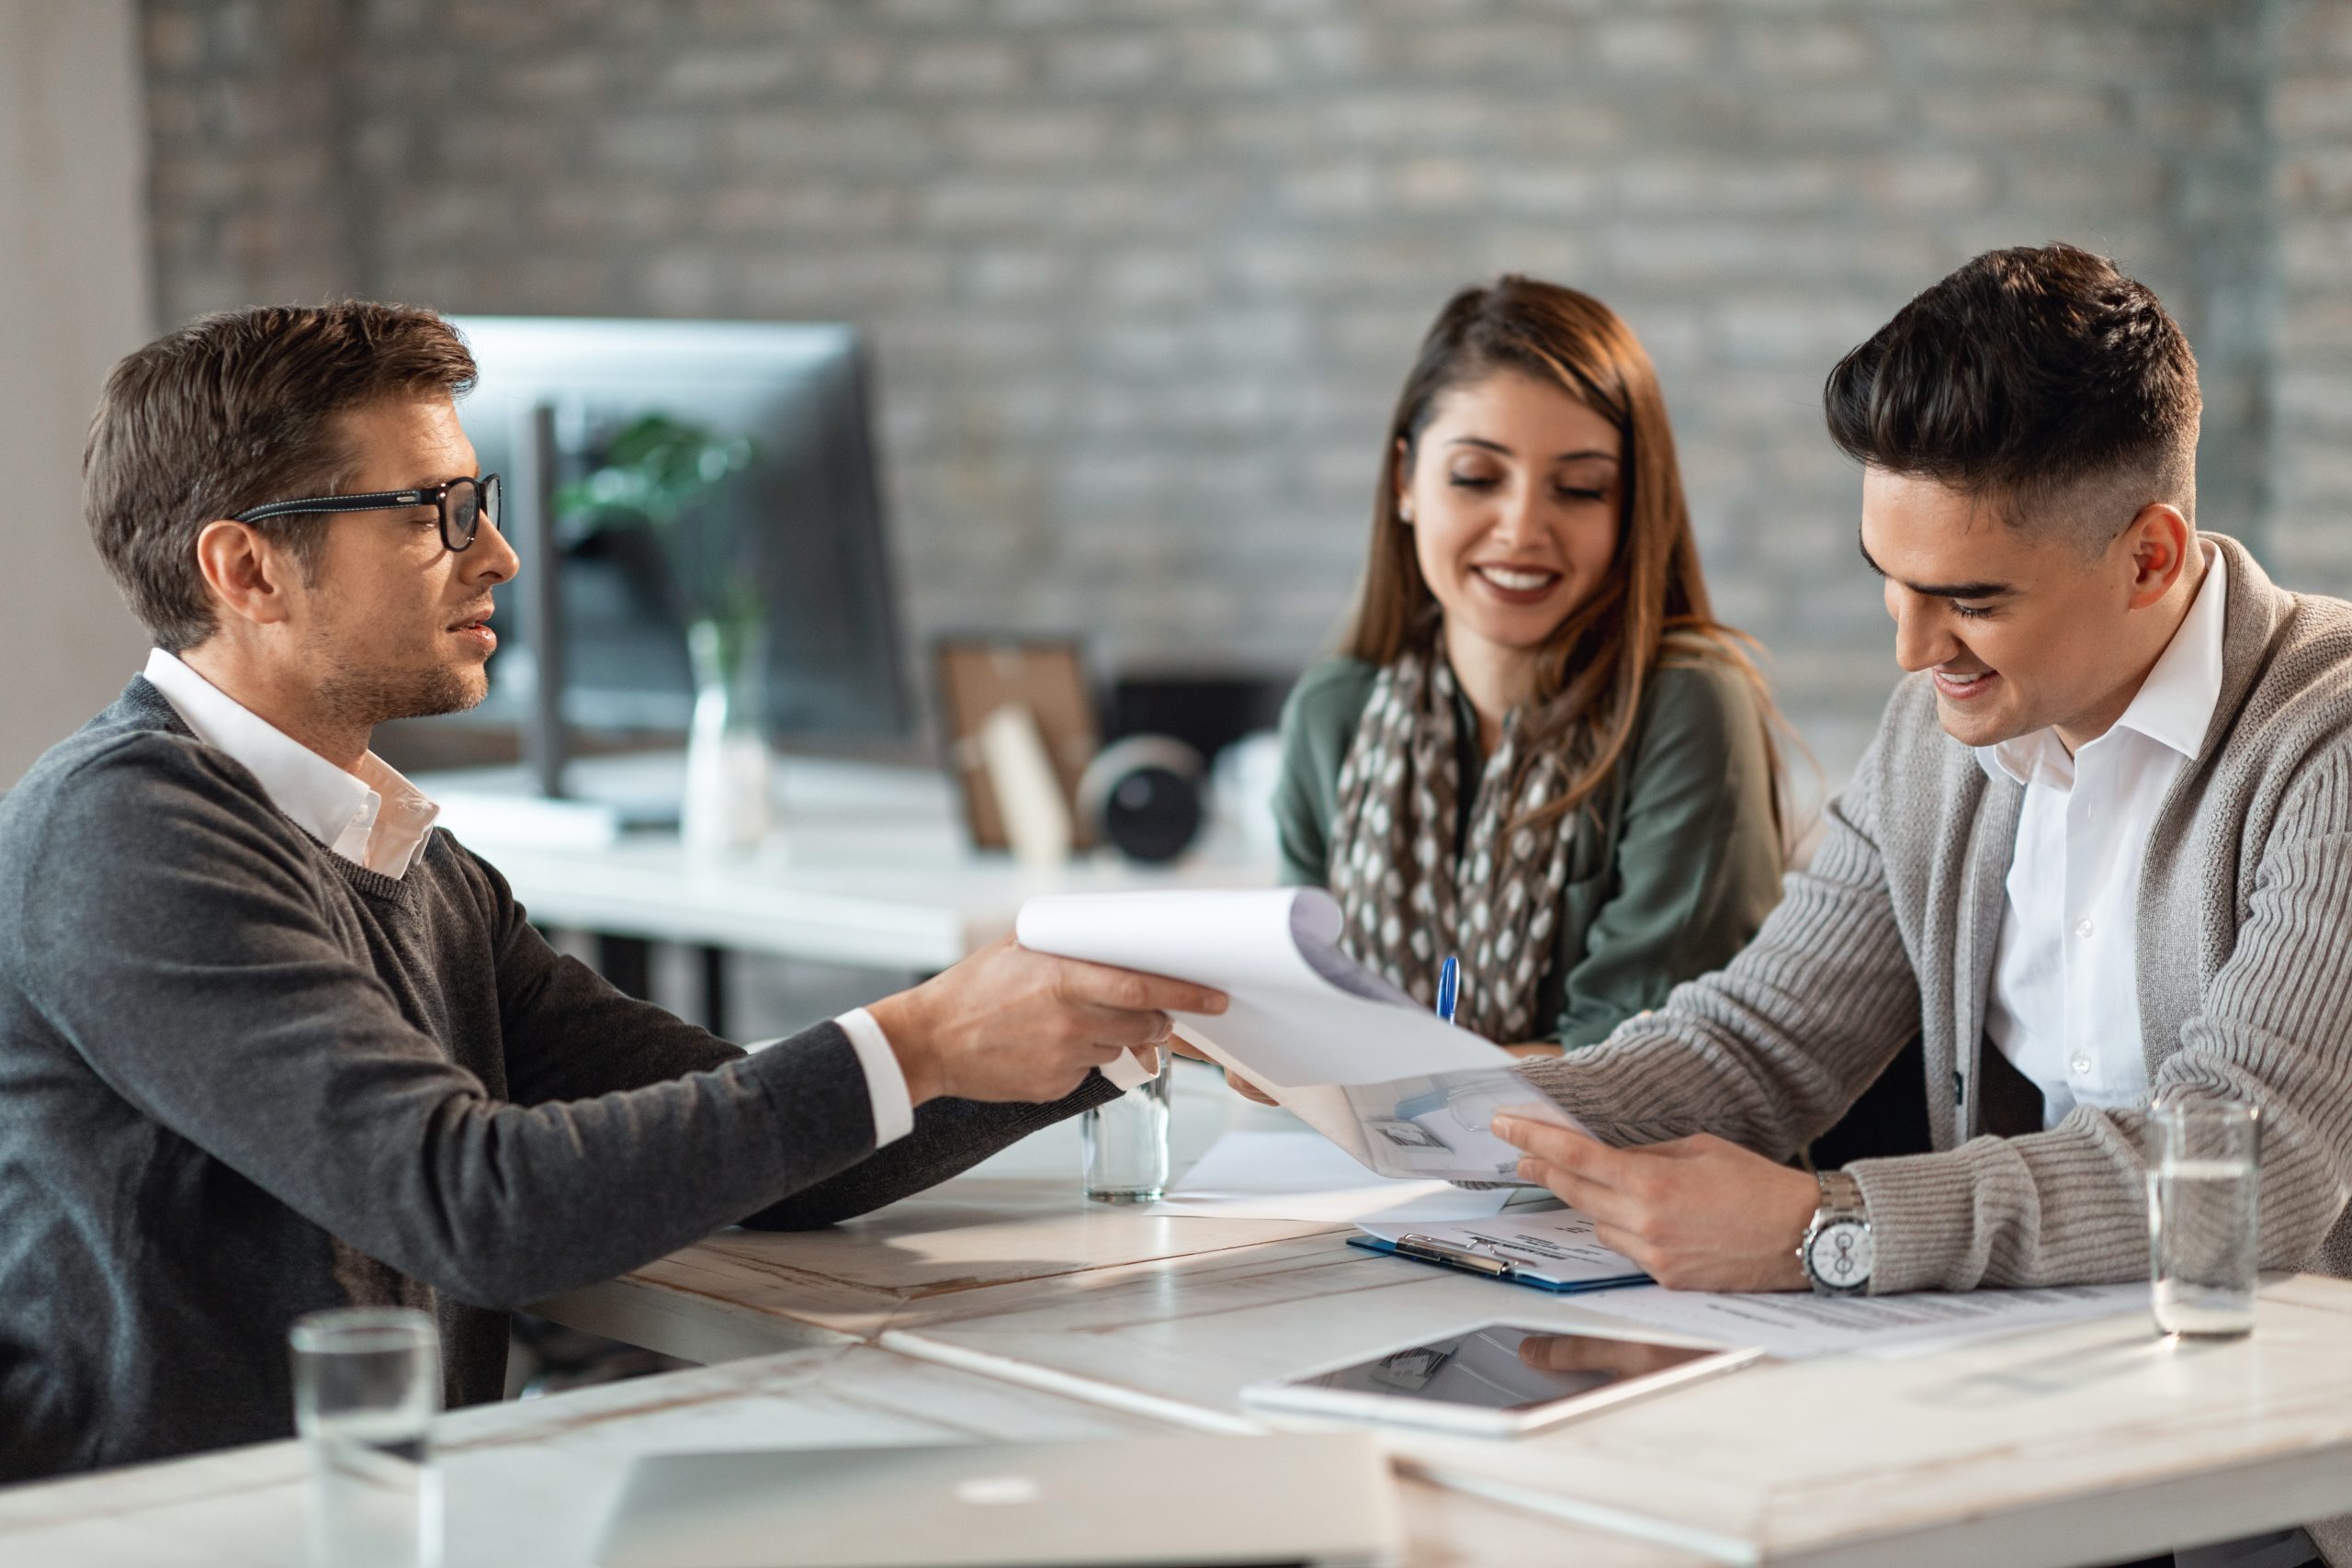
[142,648,445,879]
[139,649,914,1144]
[1978,544,2228,1130]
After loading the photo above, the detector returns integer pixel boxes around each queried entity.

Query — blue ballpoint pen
[1436,954,1460,1025]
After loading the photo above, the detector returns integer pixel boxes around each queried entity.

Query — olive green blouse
[1272,652,1785,1049]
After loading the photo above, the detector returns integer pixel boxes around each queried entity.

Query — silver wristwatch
[1799,1168,1872,1295]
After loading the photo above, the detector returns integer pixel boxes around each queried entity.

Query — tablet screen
[1285,1325,1716,1411]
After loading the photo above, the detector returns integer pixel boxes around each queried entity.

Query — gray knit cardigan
[1527,532,2352,1558]
[1526,531,2352,1292]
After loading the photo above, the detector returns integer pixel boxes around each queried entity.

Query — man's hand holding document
[1014,887,1585,1182]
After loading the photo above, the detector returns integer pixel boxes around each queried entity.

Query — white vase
[681,617,772,855]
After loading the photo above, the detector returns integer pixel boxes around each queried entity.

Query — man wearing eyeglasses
[0,302,1224,1483]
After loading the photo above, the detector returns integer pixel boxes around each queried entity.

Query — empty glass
[290,1307,445,1568]
[2146,1100,2262,1339]
[1082,1049,1172,1203]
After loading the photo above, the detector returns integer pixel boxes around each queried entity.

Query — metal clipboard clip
[1390,1233,1513,1277]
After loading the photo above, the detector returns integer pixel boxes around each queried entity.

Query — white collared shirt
[1978,543,2228,1130]
[143,648,444,878]
[138,649,915,1144]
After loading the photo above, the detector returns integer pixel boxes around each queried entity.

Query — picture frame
[933,637,1099,852]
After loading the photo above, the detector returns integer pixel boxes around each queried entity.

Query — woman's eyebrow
[1445,436,1619,463]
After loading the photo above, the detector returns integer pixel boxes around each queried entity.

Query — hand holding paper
[1016,889,1587,1182]
[866,934,1221,1104]
[1494,1115,1817,1292]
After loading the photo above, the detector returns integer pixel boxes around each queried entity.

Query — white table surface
[531,1059,1336,1359]
[88,758,2349,1563]
[887,1249,2352,1566]
[523,1064,2352,1568]
[425,755,1279,971]
[0,1343,1689,1568]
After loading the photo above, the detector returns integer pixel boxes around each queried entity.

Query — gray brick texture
[139,0,2335,782]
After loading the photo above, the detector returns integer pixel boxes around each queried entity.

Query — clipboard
[1347,1233,1650,1295]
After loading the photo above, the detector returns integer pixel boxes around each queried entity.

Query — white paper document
[1016,888,1583,1182]
[1018,887,1507,1089]
[1147,1132,1512,1224]
[1357,1208,1649,1290]
[1573,1280,2149,1360]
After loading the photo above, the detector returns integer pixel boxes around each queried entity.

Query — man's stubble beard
[309,631,488,732]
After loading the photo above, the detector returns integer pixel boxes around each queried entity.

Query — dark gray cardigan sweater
[0,679,1111,1482]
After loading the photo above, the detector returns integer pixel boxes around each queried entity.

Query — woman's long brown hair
[1345,275,1791,839]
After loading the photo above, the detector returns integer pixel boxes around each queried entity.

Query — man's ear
[2120,502,2192,611]
[192,520,299,629]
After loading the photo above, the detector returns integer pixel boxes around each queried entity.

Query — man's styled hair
[1823,243,2201,549]
[84,301,478,651]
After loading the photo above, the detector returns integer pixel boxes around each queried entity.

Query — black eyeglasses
[232,474,502,553]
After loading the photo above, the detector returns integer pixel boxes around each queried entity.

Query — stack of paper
[1572,1280,2150,1360]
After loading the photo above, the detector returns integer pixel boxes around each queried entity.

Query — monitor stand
[515,400,571,801]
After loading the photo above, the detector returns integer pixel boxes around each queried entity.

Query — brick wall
[2269,1,2352,591]
[140,0,2333,778]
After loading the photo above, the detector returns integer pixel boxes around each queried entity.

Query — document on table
[1357,1208,1649,1290]
[1572,1280,2149,1360]
[1016,888,1583,1182]
[1147,1131,1511,1224]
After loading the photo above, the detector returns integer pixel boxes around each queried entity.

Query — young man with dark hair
[1497,244,2352,1563]
[0,302,1225,1482]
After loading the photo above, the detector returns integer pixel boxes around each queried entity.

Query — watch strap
[1815,1168,1863,1218]
[1801,1168,1871,1295]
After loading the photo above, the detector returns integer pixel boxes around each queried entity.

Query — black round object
[1100,764,1204,863]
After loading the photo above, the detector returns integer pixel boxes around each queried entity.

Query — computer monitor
[443,315,911,762]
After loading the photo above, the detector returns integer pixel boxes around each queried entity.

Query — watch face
[1806,1219,1872,1289]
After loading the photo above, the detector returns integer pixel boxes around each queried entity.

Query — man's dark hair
[84,302,478,651]
[1823,243,2200,547]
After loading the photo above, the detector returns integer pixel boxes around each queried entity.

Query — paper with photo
[1227,1060,1577,1182]
[1016,888,1583,1181]
[1146,1131,1512,1224]
[1571,1280,2149,1360]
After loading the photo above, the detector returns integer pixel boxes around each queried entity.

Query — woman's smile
[1468,561,1565,605]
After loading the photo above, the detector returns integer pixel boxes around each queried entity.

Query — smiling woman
[1272,276,1791,1054]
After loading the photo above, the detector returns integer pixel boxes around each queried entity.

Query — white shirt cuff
[834,1007,913,1147]
[1100,1045,1161,1093]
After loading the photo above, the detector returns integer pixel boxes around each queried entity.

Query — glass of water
[1082,1048,1172,1203]
[290,1306,444,1568]
[2146,1100,2262,1339]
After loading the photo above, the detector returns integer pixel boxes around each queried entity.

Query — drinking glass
[290,1307,445,1568]
[1082,1049,1172,1203]
[2146,1100,2262,1339]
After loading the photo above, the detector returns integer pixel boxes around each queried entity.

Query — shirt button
[2072,1057,2091,1076]
[2075,918,2094,938]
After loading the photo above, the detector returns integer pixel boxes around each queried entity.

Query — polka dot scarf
[1326,649,1575,1043]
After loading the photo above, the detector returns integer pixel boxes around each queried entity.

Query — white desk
[427,755,1278,974]
[887,1251,2352,1566]
[533,1060,1338,1360]
[524,1066,2352,1567]
[10,1057,2347,1563]
[0,1343,1685,1568]
[276,760,2352,1561]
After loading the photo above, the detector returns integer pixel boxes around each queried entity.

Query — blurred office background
[7,1,2352,979]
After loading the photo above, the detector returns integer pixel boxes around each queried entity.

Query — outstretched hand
[870,938,1227,1105]
[1491,1114,1818,1292]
